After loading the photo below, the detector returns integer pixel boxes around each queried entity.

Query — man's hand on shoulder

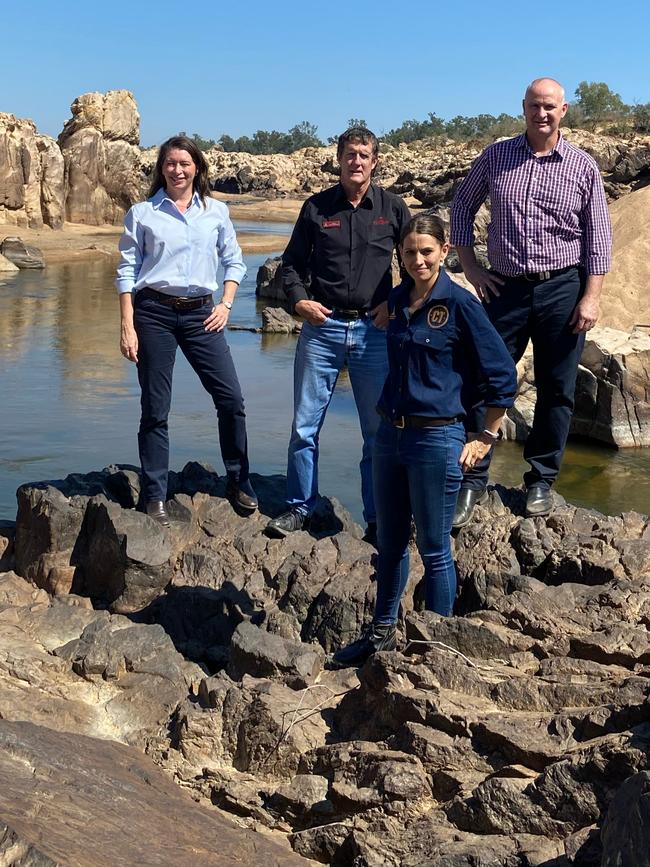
[295,299,332,326]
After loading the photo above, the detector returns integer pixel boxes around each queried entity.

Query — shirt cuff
[584,257,610,275]
[115,280,135,295]
[223,264,247,284]
[286,286,310,312]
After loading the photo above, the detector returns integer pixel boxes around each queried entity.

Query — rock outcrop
[504,326,650,447]
[1,465,649,864]
[0,112,64,229]
[58,90,142,225]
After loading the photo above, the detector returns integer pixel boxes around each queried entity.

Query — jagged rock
[503,327,650,448]
[0,719,305,866]
[0,236,45,268]
[228,621,323,688]
[193,672,330,779]
[0,112,65,229]
[4,468,650,863]
[58,90,141,225]
[601,770,650,867]
[257,255,285,301]
[262,306,302,333]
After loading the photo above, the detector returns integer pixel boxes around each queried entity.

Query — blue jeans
[464,267,586,491]
[134,293,249,502]
[287,315,388,523]
[373,419,465,623]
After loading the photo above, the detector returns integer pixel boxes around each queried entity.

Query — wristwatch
[221,300,233,310]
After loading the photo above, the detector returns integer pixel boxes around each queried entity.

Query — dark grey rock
[227,621,324,688]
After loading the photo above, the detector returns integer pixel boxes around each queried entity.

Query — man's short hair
[337,126,379,160]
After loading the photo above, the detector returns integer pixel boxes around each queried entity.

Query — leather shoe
[525,484,553,517]
[226,480,258,514]
[145,500,170,527]
[332,622,397,668]
[265,508,310,538]
[452,487,488,529]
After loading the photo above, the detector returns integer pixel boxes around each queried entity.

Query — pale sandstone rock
[58,90,141,225]
[0,113,64,229]
[0,252,19,272]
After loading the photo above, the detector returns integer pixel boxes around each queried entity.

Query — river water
[1,224,648,523]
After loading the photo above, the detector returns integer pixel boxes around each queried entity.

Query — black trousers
[134,293,249,502]
[464,266,585,490]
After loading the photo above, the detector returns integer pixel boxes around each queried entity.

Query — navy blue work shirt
[282,183,411,312]
[377,269,517,422]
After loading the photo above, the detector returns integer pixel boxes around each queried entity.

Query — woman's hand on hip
[204,304,229,332]
[120,324,138,363]
[459,437,492,472]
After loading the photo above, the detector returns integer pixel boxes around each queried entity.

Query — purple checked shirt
[450,133,612,276]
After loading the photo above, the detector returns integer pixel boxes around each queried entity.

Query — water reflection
[1,252,648,522]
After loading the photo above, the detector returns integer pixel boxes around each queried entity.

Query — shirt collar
[151,187,202,210]
[335,181,376,210]
[394,268,453,309]
[518,130,566,159]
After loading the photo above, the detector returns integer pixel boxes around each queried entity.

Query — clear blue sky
[3,0,649,147]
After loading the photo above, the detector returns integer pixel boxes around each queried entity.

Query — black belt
[379,408,458,429]
[331,308,371,320]
[506,265,578,283]
[138,287,212,310]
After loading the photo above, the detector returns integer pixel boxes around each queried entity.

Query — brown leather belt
[138,287,212,310]
[379,408,458,429]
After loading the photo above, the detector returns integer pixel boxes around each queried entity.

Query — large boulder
[503,326,650,447]
[58,90,142,225]
[0,719,305,867]
[0,112,64,229]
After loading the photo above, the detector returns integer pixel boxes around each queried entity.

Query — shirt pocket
[411,327,451,353]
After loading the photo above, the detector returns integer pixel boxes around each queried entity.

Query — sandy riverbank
[0,195,306,265]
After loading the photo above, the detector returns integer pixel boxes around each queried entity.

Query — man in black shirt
[266,127,411,540]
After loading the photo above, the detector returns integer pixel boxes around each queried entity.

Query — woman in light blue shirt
[116,135,257,525]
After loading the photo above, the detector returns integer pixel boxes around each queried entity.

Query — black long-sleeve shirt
[282,183,411,312]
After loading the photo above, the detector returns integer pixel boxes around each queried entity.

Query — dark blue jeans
[134,293,249,502]
[373,419,465,623]
[464,267,586,491]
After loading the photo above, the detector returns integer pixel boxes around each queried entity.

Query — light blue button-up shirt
[115,188,247,296]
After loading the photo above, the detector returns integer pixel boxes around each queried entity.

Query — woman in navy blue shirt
[334,214,517,666]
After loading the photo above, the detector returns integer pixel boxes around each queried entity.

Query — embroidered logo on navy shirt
[322,219,341,229]
[427,305,449,328]
[373,217,390,225]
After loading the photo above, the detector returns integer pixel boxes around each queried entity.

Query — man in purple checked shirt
[450,77,612,523]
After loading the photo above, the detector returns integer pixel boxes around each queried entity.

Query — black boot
[332,622,397,668]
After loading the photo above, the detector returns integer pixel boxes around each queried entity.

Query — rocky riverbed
[1,465,649,865]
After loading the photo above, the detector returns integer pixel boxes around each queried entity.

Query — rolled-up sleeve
[581,164,612,275]
[217,214,247,284]
[458,293,517,407]
[115,207,143,294]
[450,151,490,248]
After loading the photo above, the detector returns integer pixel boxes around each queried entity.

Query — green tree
[191,132,217,151]
[346,117,368,129]
[286,121,323,150]
[574,81,627,127]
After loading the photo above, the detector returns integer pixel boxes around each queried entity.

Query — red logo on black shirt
[373,217,390,225]
[322,219,341,229]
